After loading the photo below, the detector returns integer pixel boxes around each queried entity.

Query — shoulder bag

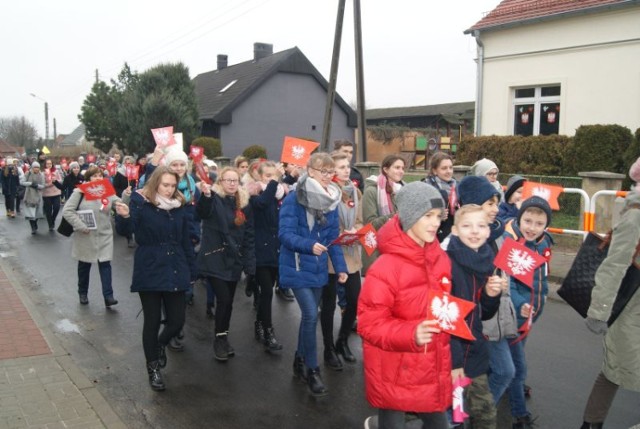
[57,194,84,237]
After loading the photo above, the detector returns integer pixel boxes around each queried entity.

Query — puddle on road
[56,319,81,334]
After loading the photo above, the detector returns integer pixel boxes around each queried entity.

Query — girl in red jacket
[358,181,453,429]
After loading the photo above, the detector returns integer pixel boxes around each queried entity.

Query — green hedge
[242,145,268,160]
[192,137,221,158]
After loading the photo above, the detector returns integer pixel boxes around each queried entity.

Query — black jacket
[196,187,255,281]
[447,235,501,378]
[250,180,282,267]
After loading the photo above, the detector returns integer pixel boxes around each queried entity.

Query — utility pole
[44,102,49,142]
[321,0,347,152]
[53,118,57,146]
[353,0,367,162]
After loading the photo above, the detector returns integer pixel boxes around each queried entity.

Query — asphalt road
[1,208,638,429]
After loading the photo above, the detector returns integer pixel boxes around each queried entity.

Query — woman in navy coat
[279,152,348,397]
[122,166,196,392]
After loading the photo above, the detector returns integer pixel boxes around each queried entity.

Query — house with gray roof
[193,43,357,159]
[366,101,475,135]
[60,124,88,147]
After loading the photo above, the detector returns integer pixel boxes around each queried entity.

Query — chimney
[217,54,228,70]
[253,42,273,61]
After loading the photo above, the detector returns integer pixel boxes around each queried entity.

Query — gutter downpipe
[473,30,484,136]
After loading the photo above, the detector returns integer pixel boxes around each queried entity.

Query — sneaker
[364,416,378,429]
[214,335,229,361]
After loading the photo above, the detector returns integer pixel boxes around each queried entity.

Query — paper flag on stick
[106,160,117,177]
[79,178,116,201]
[358,223,378,256]
[332,232,361,246]
[151,126,175,149]
[173,132,183,150]
[426,290,475,340]
[452,376,472,423]
[494,237,546,288]
[280,136,319,166]
[189,145,204,163]
[60,158,68,171]
[86,154,96,164]
[521,181,563,210]
[194,161,212,185]
[126,165,140,181]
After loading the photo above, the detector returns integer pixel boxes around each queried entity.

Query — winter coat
[62,172,84,200]
[504,220,554,328]
[357,215,453,413]
[588,190,640,391]
[62,188,122,263]
[123,192,196,293]
[197,185,255,281]
[42,169,62,198]
[361,176,399,275]
[423,175,456,243]
[328,185,363,274]
[446,235,500,378]
[278,190,347,289]
[2,166,20,196]
[112,172,132,198]
[497,201,519,224]
[250,180,282,268]
[145,163,201,245]
[20,171,45,220]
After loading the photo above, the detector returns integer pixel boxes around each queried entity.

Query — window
[513,85,560,136]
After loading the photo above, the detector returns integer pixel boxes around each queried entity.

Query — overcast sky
[1,0,499,139]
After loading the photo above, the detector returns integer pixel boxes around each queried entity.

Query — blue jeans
[488,338,516,404]
[508,339,528,418]
[77,260,113,298]
[292,287,323,369]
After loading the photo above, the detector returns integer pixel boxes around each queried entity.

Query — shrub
[565,124,632,175]
[243,145,267,160]
[192,137,221,158]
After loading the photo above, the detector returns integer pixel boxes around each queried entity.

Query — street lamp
[29,93,49,143]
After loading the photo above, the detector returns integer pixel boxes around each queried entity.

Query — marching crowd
[2,141,639,429]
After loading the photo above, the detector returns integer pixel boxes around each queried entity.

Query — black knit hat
[518,196,552,227]
[504,175,526,203]
[457,175,501,206]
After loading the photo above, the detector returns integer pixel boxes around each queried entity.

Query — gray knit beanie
[396,181,445,231]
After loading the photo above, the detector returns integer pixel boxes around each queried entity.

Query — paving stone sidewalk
[0,260,125,429]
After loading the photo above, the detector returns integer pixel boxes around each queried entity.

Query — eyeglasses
[221,179,239,184]
[310,167,336,177]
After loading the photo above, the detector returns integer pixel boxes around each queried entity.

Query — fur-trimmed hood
[211,183,250,208]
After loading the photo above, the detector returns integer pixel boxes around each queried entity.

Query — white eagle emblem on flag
[86,184,106,198]
[153,129,171,145]
[452,386,464,411]
[291,145,306,160]
[364,231,377,249]
[507,249,536,275]
[531,186,551,201]
[431,295,460,330]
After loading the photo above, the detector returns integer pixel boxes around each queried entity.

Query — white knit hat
[164,148,188,166]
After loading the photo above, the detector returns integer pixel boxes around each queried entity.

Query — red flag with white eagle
[151,126,176,149]
[494,237,546,288]
[79,178,116,201]
[357,223,378,256]
[332,232,361,246]
[126,165,140,181]
[521,181,563,210]
[452,376,472,423]
[60,158,69,171]
[426,290,476,341]
[189,145,205,163]
[106,160,117,177]
[280,136,319,166]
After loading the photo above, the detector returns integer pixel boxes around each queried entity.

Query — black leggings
[320,272,361,347]
[255,266,278,328]
[139,291,185,362]
[208,277,237,334]
[42,195,61,227]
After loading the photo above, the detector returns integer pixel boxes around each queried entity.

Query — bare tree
[0,116,39,151]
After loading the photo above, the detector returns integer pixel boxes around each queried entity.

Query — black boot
[79,294,89,305]
[324,346,343,371]
[307,367,328,396]
[512,415,536,429]
[264,327,283,352]
[213,334,229,361]
[104,296,118,307]
[580,423,603,429]
[254,321,265,342]
[157,344,167,368]
[30,220,37,235]
[335,335,356,363]
[293,355,307,382]
[146,361,165,391]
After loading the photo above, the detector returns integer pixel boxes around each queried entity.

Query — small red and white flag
[358,223,378,256]
[494,237,546,288]
[151,126,176,149]
[332,232,361,246]
[126,165,140,181]
[426,290,475,341]
[452,376,472,423]
[521,181,563,211]
[79,178,116,209]
[86,154,97,164]
[189,145,205,163]
[60,158,68,171]
[280,136,319,166]
[106,160,117,177]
